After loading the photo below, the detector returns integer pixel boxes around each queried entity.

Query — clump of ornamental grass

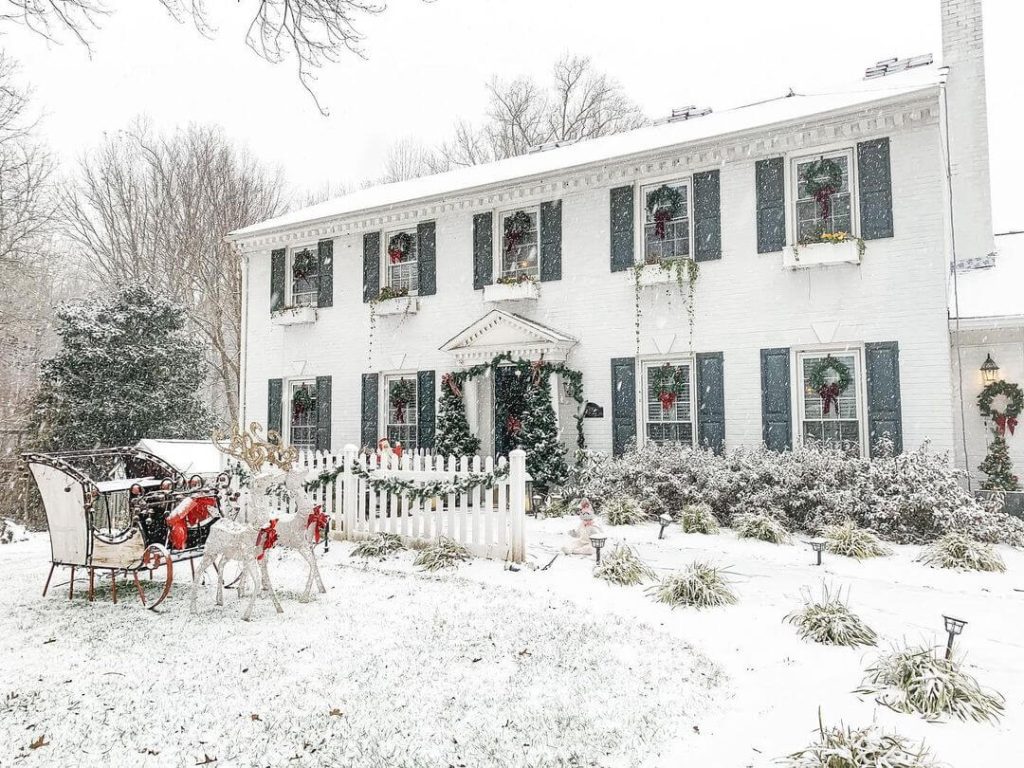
[917,531,1005,572]
[857,645,1005,723]
[351,532,405,559]
[680,503,719,534]
[593,544,655,586]
[785,586,877,647]
[784,711,940,768]
[541,496,574,518]
[735,512,790,544]
[647,561,737,609]
[602,496,647,526]
[823,520,890,559]
[414,537,472,571]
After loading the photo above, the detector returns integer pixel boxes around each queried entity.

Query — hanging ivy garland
[503,210,533,254]
[292,387,314,419]
[978,379,1024,437]
[292,248,316,279]
[646,185,685,239]
[305,461,510,503]
[389,378,416,424]
[808,355,852,416]
[650,363,684,411]
[387,232,414,265]
[802,158,844,220]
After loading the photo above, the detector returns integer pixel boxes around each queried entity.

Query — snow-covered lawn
[1,517,1021,767]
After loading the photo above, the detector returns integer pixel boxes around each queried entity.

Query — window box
[783,238,862,269]
[374,296,419,316]
[635,262,687,286]
[483,280,540,303]
[272,306,317,326]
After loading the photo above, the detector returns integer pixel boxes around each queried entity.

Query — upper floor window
[289,246,319,307]
[643,180,690,264]
[385,374,418,450]
[643,360,694,446]
[386,230,419,294]
[794,150,854,244]
[798,350,864,456]
[500,208,539,281]
[288,379,317,450]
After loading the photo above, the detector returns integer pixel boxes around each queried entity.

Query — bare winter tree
[379,137,431,183]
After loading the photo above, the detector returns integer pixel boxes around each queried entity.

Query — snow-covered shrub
[593,544,655,586]
[647,562,737,609]
[352,532,405,559]
[414,538,471,571]
[680,504,719,534]
[602,496,646,526]
[785,587,877,647]
[917,532,1005,572]
[857,646,1005,723]
[784,715,939,768]
[824,521,890,559]
[541,496,574,518]
[735,512,790,544]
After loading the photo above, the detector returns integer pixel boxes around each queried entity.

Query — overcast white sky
[3,0,1021,230]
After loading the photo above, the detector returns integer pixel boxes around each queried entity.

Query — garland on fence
[304,461,510,503]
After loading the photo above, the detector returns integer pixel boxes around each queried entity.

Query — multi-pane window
[644,361,693,446]
[799,351,862,455]
[643,180,690,264]
[500,209,539,281]
[386,230,419,293]
[795,151,854,244]
[290,246,319,307]
[385,375,418,449]
[289,380,317,450]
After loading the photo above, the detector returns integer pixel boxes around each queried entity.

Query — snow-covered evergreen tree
[979,433,1019,491]
[518,371,568,490]
[435,376,480,457]
[32,287,213,449]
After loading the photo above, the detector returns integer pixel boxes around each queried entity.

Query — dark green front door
[494,366,529,458]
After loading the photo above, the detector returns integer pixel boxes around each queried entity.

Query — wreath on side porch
[387,232,414,265]
[292,387,315,419]
[978,379,1023,437]
[503,211,533,254]
[292,248,316,279]
[651,363,684,411]
[802,158,844,221]
[808,355,852,416]
[389,378,416,424]
[646,184,685,239]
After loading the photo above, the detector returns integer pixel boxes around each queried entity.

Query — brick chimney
[942,0,995,262]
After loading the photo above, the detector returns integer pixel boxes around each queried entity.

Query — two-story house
[228,0,996,468]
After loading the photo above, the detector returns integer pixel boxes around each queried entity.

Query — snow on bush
[414,537,471,571]
[785,586,877,647]
[648,562,737,609]
[783,714,940,768]
[351,532,405,560]
[857,646,1005,723]
[602,496,647,526]
[735,512,790,544]
[541,496,574,518]
[0,519,28,545]
[593,544,655,586]
[823,520,890,559]
[917,531,1006,572]
[571,441,1024,545]
[680,503,719,534]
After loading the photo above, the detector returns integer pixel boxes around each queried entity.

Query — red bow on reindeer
[995,414,1018,437]
[307,505,329,544]
[819,382,841,416]
[256,519,278,560]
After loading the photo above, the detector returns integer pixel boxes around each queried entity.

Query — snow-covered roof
[950,232,1024,321]
[229,66,943,241]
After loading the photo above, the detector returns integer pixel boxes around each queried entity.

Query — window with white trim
[385,374,418,449]
[794,150,855,244]
[385,229,419,294]
[642,179,690,264]
[289,246,319,307]
[288,380,317,450]
[499,208,539,281]
[643,360,694,446]
[798,350,864,455]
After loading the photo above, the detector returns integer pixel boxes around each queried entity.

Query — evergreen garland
[305,461,509,502]
[519,366,569,490]
[435,375,481,457]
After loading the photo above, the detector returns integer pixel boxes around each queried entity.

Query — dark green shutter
[865,341,903,456]
[760,348,792,451]
[268,378,283,437]
[417,370,436,449]
[610,357,636,457]
[693,170,722,262]
[756,158,786,253]
[857,138,894,240]
[361,373,379,450]
[472,212,493,290]
[315,375,332,451]
[417,221,436,296]
[540,200,562,282]
[270,248,286,313]
[609,185,634,272]
[696,352,725,453]
[362,231,380,303]
[317,239,333,308]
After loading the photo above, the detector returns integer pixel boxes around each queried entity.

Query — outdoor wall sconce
[981,354,1000,385]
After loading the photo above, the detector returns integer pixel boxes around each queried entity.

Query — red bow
[659,391,677,411]
[815,185,837,222]
[819,382,841,416]
[530,355,546,387]
[388,247,404,264]
[995,414,1018,437]
[256,519,278,560]
[307,506,329,544]
[442,373,461,397]
[167,495,217,551]
[653,208,673,239]
[506,414,522,435]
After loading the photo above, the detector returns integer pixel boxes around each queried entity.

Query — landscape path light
[658,513,672,539]
[808,538,827,566]
[589,531,607,564]
[943,615,967,661]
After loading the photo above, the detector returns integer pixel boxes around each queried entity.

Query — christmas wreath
[646,185,685,239]
[503,211,533,254]
[978,379,1023,437]
[292,248,317,280]
[802,158,844,221]
[808,355,852,416]
[292,387,314,418]
[387,232,414,265]
[651,363,684,411]
[390,378,416,424]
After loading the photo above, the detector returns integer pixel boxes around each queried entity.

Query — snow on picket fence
[292,445,527,563]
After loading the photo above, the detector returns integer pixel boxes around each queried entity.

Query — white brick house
[228,0,998,468]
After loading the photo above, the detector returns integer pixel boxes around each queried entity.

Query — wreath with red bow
[646,185,685,240]
[808,355,852,416]
[978,379,1023,437]
[387,232,414,265]
[292,387,315,419]
[292,248,316,279]
[651,363,684,411]
[503,211,533,254]
[389,378,416,424]
[802,158,844,221]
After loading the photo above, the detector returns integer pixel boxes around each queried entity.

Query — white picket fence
[295,445,527,563]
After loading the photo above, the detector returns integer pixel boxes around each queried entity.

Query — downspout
[238,243,249,433]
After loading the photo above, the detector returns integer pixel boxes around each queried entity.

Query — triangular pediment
[440,310,576,364]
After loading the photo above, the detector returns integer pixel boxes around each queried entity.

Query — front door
[494,366,529,458]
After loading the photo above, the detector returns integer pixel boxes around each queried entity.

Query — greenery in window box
[292,248,316,279]
[389,378,416,424]
[796,229,867,259]
[645,184,685,239]
[374,286,409,303]
[503,210,533,253]
[631,258,700,353]
[387,232,414,264]
[291,387,314,419]
[495,273,537,286]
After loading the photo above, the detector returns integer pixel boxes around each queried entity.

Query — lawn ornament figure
[562,498,604,556]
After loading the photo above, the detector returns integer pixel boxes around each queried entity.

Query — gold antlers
[212,422,299,472]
